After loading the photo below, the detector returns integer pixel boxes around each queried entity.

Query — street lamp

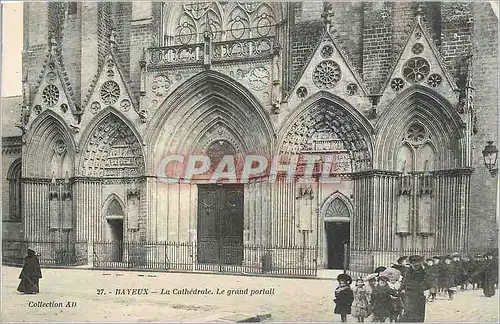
[482,141,498,177]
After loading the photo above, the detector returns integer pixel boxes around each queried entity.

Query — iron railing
[347,248,497,279]
[2,240,88,266]
[93,241,318,277]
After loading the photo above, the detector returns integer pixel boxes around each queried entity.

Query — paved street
[1,266,498,322]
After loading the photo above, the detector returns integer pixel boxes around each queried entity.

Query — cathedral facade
[2,2,498,272]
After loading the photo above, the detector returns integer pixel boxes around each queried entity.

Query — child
[371,276,392,322]
[352,278,370,322]
[334,273,354,323]
[425,258,439,302]
[387,273,403,322]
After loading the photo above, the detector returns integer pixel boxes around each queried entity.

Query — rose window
[46,72,56,84]
[346,83,358,96]
[54,139,66,155]
[406,123,426,144]
[391,78,405,92]
[90,101,101,114]
[412,43,424,55]
[402,57,430,83]
[427,74,442,88]
[313,60,342,89]
[100,81,120,105]
[296,86,308,98]
[42,85,60,107]
[107,59,114,70]
[321,45,334,59]
[120,99,131,112]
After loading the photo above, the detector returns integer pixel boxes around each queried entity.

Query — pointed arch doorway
[321,194,352,269]
[104,197,125,262]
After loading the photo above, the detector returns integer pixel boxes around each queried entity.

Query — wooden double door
[197,184,244,265]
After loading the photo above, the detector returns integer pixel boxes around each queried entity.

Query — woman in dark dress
[17,249,42,294]
[481,252,497,297]
[334,273,354,323]
[400,255,429,323]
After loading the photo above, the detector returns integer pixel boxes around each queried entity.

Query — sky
[1,2,23,97]
[0,2,498,97]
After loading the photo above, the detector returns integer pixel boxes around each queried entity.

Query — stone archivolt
[79,113,145,178]
[278,96,373,173]
[23,111,76,179]
[147,71,274,171]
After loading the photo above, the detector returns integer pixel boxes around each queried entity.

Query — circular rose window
[313,60,342,89]
[406,123,426,145]
[402,57,430,83]
[100,81,120,105]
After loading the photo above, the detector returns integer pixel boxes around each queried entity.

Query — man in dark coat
[400,255,429,323]
[471,254,484,289]
[17,249,42,294]
[481,252,497,297]
[452,253,464,290]
[425,258,439,302]
[441,255,456,300]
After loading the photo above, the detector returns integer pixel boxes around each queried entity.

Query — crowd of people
[333,252,498,323]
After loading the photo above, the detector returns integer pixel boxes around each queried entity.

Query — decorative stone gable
[378,14,460,113]
[26,38,79,132]
[79,48,141,135]
[284,31,372,121]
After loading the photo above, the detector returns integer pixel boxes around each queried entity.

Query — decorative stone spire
[49,31,58,54]
[109,28,117,49]
[416,4,424,23]
[321,3,334,32]
[465,55,474,90]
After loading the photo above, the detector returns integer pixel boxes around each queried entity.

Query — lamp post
[482,141,498,177]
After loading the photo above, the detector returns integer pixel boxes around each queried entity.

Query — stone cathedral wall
[2,2,498,258]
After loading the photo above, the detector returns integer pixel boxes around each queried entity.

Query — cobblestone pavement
[1,266,498,322]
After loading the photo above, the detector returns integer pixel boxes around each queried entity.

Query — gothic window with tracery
[206,139,236,171]
[402,57,430,83]
[42,85,60,107]
[164,2,278,45]
[313,60,342,89]
[324,198,350,219]
[406,122,427,145]
[100,81,120,105]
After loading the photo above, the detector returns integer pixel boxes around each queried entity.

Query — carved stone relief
[81,115,144,177]
[152,75,171,97]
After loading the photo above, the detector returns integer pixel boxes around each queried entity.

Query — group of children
[333,252,498,323]
[334,272,403,323]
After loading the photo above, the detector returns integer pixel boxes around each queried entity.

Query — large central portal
[197,184,244,265]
